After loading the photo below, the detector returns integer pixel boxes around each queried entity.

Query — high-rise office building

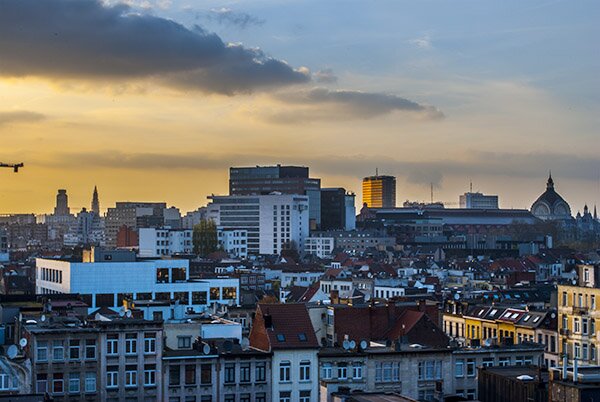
[104,202,167,248]
[54,189,70,216]
[320,188,356,231]
[362,175,396,208]
[207,194,309,256]
[459,192,499,209]
[229,165,321,229]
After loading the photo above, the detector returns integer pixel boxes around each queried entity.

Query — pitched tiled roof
[249,303,319,351]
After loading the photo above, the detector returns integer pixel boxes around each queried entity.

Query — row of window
[36,372,96,395]
[455,356,534,378]
[565,316,596,336]
[562,290,597,309]
[279,360,311,382]
[37,333,156,362]
[107,365,157,388]
[321,362,363,380]
[169,362,267,386]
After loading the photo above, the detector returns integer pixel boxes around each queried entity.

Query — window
[321,363,332,379]
[575,343,581,359]
[240,363,250,383]
[37,341,48,362]
[593,295,596,310]
[592,319,597,336]
[85,339,96,359]
[240,395,251,402]
[467,359,475,377]
[144,333,156,354]
[84,373,96,393]
[52,373,64,394]
[69,340,80,359]
[52,340,64,361]
[210,287,220,300]
[178,336,192,349]
[574,318,581,334]
[169,366,180,386]
[107,334,119,355]
[455,359,465,377]
[107,367,118,388]
[353,362,363,379]
[125,333,137,354]
[192,291,208,305]
[256,393,266,402]
[145,365,156,387]
[201,363,212,384]
[299,390,311,402]
[36,374,47,393]
[224,364,235,383]
[184,364,196,385]
[583,319,589,335]
[224,395,235,402]
[222,287,237,300]
[592,344,597,361]
[338,363,348,380]
[300,361,311,381]
[279,391,291,402]
[419,361,442,380]
[68,373,80,394]
[125,366,137,388]
[482,358,494,367]
[255,362,266,382]
[279,361,291,382]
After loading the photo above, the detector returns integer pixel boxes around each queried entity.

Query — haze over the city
[1,0,599,213]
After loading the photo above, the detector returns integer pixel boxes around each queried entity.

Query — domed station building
[530,173,573,222]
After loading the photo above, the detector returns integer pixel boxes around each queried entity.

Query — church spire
[91,186,100,215]
[546,170,554,189]
[595,205,598,220]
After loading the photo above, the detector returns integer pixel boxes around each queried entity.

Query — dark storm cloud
[0,111,46,127]
[205,8,265,29]
[267,88,444,122]
[0,0,308,94]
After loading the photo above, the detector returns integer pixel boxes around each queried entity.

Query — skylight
[276,334,286,342]
[298,333,307,341]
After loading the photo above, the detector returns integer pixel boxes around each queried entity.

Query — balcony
[573,306,589,315]
[559,328,570,336]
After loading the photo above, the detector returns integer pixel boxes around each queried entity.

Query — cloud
[408,34,432,49]
[314,69,338,84]
[0,0,309,95]
[205,7,265,29]
[0,111,46,127]
[266,88,444,123]
[37,150,600,191]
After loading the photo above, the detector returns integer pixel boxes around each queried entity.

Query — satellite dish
[6,345,18,359]
[119,310,125,317]
[202,343,211,355]
[241,337,250,351]
[454,293,460,300]
[40,315,46,322]
[360,340,368,350]
[343,340,350,350]
[349,340,356,350]
[551,312,556,319]
[19,338,27,348]
[126,310,133,318]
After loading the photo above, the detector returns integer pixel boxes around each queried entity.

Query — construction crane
[0,162,24,173]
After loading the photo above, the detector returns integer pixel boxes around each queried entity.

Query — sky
[0,0,599,214]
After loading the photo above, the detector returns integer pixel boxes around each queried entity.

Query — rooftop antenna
[470,180,473,193]
[376,167,379,176]
[430,183,434,204]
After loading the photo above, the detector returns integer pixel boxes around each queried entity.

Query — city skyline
[1,0,599,213]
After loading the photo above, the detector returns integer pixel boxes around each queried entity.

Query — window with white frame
[352,362,363,379]
[279,361,291,382]
[52,340,64,361]
[125,333,137,354]
[106,334,118,355]
[455,359,465,377]
[144,364,156,386]
[106,367,118,388]
[68,373,80,394]
[36,341,48,362]
[84,373,96,393]
[125,366,137,387]
[321,363,332,379]
[300,361,311,381]
[144,332,156,354]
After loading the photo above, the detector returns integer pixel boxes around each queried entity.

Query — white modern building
[207,194,310,256]
[305,237,335,259]
[36,250,239,312]
[459,192,499,209]
[217,228,248,259]
[138,228,193,257]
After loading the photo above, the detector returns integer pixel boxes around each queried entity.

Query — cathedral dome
[531,173,572,220]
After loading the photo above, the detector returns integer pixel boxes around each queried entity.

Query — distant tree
[193,219,218,257]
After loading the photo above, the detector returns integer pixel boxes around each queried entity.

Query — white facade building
[459,192,499,209]
[217,228,248,259]
[207,194,310,256]
[36,256,239,312]
[138,228,193,257]
[305,237,335,259]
